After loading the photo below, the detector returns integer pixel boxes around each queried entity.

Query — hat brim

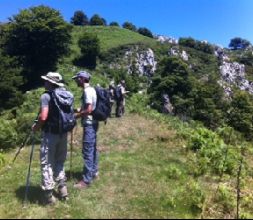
[41,76,64,87]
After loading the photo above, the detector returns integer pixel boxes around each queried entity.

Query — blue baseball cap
[72,70,91,80]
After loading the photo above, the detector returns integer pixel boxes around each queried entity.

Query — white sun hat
[41,72,64,87]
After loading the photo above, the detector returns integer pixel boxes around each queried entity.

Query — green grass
[0,112,198,219]
[2,108,253,218]
[67,25,157,63]
[72,26,156,52]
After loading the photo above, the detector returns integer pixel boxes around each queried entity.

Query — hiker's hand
[32,122,40,132]
[74,108,81,113]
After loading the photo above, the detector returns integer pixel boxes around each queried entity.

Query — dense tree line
[70,10,153,38]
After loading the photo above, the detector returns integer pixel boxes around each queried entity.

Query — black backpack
[114,86,123,101]
[50,88,76,133]
[92,86,111,121]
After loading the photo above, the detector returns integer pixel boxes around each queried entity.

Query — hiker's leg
[92,123,99,178]
[82,125,96,184]
[121,100,125,115]
[116,101,121,117]
[54,133,68,184]
[40,132,57,191]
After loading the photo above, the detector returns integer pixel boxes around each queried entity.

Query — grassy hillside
[68,26,158,63]
[1,103,253,218]
[2,25,253,219]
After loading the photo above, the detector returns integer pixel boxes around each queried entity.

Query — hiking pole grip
[23,132,35,206]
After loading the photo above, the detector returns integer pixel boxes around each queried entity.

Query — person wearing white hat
[32,72,68,205]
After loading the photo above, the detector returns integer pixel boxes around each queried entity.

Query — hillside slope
[0,112,197,219]
[2,107,253,218]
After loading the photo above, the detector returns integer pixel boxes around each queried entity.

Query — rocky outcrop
[109,46,157,77]
[156,35,178,44]
[213,46,253,96]
[218,61,253,96]
[169,47,189,61]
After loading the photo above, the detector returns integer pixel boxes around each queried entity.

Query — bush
[187,127,239,175]
[215,184,236,213]
[127,93,149,114]
[74,32,100,69]
[184,180,205,213]
[0,151,5,167]
[0,118,18,150]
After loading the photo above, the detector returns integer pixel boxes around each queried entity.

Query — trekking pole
[23,132,35,207]
[13,131,32,163]
[70,129,74,179]
[236,145,245,219]
[13,115,39,163]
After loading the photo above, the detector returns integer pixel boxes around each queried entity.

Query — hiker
[162,93,174,115]
[115,80,127,117]
[32,72,70,205]
[72,70,99,189]
[108,80,115,116]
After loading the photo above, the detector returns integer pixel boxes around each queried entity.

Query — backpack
[92,86,111,121]
[114,86,123,101]
[50,88,76,133]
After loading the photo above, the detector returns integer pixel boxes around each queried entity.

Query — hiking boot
[74,180,89,189]
[58,185,69,201]
[44,190,56,205]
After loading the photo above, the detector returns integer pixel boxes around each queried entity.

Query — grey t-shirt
[41,93,51,108]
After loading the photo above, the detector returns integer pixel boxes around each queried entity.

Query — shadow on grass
[15,185,44,205]
[66,170,83,181]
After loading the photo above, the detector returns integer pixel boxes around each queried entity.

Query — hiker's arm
[75,104,93,119]
[32,107,49,131]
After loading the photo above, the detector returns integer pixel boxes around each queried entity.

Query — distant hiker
[108,80,115,116]
[72,70,99,189]
[162,93,174,115]
[32,72,75,205]
[115,80,127,117]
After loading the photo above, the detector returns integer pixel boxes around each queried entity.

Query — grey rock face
[218,61,253,96]
[156,35,178,44]
[169,47,189,61]
[124,47,157,77]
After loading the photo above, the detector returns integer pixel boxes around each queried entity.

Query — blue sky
[0,0,253,47]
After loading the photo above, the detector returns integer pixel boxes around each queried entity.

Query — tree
[76,32,100,69]
[138,27,153,38]
[0,49,24,111]
[109,22,119,27]
[179,37,214,54]
[122,22,137,32]
[228,91,253,140]
[90,14,106,26]
[229,37,251,50]
[2,5,72,89]
[148,57,192,113]
[71,10,89,26]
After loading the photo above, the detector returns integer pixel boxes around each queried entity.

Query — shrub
[0,118,18,150]
[184,180,205,213]
[187,127,239,175]
[127,93,149,114]
[75,32,100,69]
[0,151,5,167]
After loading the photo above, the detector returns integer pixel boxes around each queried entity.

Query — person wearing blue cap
[72,70,99,189]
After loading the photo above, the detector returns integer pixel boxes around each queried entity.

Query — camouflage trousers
[40,132,68,191]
